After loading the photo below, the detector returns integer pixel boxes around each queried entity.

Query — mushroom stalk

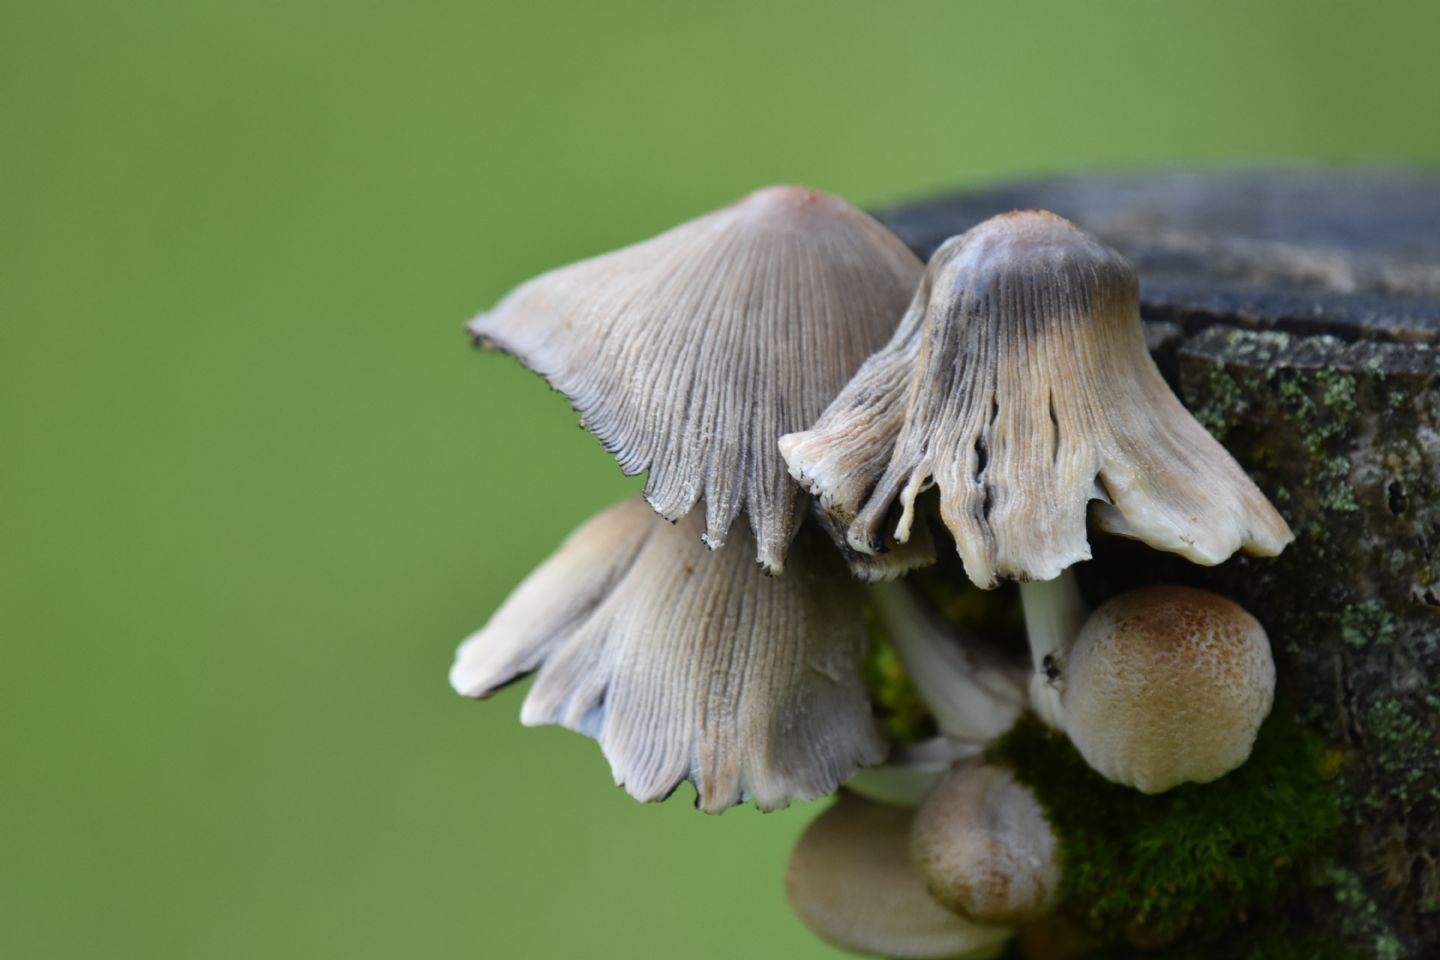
[871,581,1028,743]
[1017,569,1087,729]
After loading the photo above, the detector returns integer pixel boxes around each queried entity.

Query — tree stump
[880,169,1440,957]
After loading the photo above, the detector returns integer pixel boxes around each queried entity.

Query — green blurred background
[3,1,1438,957]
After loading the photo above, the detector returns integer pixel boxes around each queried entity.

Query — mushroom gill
[449,496,886,813]
[780,210,1293,588]
[468,186,923,574]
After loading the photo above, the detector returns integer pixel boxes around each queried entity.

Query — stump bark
[880,169,1440,958]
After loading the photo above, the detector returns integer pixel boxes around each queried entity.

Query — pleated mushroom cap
[911,759,1061,925]
[787,793,1013,960]
[449,496,886,812]
[780,210,1293,588]
[468,186,923,573]
[1061,585,1275,794]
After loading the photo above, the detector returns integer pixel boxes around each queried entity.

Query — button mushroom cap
[780,210,1293,588]
[788,792,1013,960]
[911,759,1062,926]
[1060,585,1276,794]
[450,496,886,812]
[467,186,923,574]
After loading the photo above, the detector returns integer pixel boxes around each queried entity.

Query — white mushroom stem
[870,581,1028,743]
[1017,569,1088,729]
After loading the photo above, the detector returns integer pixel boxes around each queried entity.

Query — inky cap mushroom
[468,186,923,573]
[449,496,886,812]
[788,792,1013,960]
[910,758,1062,926]
[781,210,1293,587]
[1058,585,1275,794]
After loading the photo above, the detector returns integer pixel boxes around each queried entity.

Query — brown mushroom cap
[788,793,1013,960]
[781,210,1292,588]
[911,759,1062,925]
[468,185,922,573]
[1060,585,1275,793]
[450,496,885,812]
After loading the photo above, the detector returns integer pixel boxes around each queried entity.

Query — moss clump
[1087,924,1363,960]
[989,710,1342,943]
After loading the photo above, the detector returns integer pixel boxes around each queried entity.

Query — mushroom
[468,185,923,573]
[1052,585,1276,794]
[787,792,1013,960]
[911,758,1062,926]
[449,496,885,812]
[780,209,1292,588]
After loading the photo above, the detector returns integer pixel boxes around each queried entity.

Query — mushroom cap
[780,209,1293,588]
[787,792,1013,960]
[468,185,922,573]
[1060,585,1275,794]
[911,759,1062,925]
[450,496,886,812]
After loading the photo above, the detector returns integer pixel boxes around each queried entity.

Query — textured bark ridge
[882,169,1440,957]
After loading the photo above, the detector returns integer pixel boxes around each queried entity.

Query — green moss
[1272,367,1360,457]
[1087,924,1363,960]
[1194,364,1246,439]
[1323,865,1408,960]
[989,711,1342,942]
[1339,600,1397,649]
[1361,695,1440,805]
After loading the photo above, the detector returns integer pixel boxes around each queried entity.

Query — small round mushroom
[469,185,922,574]
[1059,585,1276,793]
[787,793,1013,960]
[781,209,1292,588]
[450,496,886,812]
[911,758,1062,926]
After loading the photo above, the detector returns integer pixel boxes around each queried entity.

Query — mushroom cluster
[451,188,1294,954]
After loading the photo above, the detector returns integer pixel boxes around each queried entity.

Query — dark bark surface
[880,169,1440,957]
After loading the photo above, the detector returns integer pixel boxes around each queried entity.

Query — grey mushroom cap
[468,185,923,573]
[787,792,1013,960]
[1059,585,1276,794]
[780,209,1293,588]
[449,496,886,813]
[911,759,1062,926]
